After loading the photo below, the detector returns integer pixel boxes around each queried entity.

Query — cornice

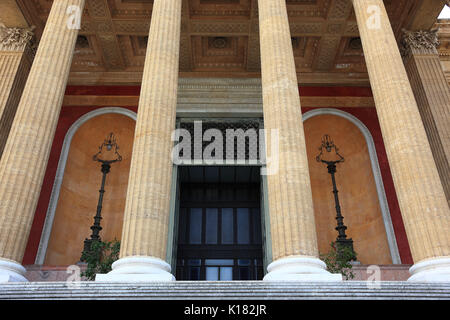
[177,77,262,90]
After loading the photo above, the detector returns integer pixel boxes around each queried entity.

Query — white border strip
[35,107,137,265]
[303,108,401,264]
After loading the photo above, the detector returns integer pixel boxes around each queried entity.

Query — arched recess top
[302,108,401,264]
[35,107,137,265]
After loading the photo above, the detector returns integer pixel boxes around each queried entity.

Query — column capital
[400,29,440,59]
[0,23,36,53]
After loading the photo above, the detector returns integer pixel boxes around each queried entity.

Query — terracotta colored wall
[304,114,392,265]
[44,113,135,266]
[47,112,393,266]
[22,86,412,266]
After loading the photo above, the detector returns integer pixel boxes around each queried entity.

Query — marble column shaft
[0,25,34,159]
[0,0,85,263]
[119,0,182,260]
[401,30,450,206]
[258,0,319,261]
[352,0,450,263]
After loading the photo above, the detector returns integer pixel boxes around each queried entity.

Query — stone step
[1,281,449,300]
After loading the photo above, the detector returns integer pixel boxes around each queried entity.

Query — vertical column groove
[0,0,85,263]
[258,0,319,261]
[119,0,182,260]
[403,45,450,206]
[0,39,34,159]
[352,0,450,263]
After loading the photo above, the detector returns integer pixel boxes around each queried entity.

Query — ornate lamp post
[316,135,356,260]
[81,133,122,261]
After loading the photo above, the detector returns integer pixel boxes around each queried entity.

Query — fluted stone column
[352,0,450,282]
[0,0,85,282]
[258,0,341,281]
[401,30,450,207]
[0,24,35,160]
[96,0,181,282]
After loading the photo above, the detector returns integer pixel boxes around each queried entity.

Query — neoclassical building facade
[0,0,449,286]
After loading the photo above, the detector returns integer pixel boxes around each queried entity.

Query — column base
[408,257,450,282]
[263,256,343,282]
[0,258,28,282]
[95,256,175,282]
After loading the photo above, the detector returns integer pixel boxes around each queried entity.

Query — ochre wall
[45,112,392,266]
[304,114,392,265]
[44,113,135,266]
[23,86,412,265]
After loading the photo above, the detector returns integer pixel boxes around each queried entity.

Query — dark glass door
[176,166,264,281]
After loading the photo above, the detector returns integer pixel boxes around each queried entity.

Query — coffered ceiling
[15,0,436,85]
[437,19,450,84]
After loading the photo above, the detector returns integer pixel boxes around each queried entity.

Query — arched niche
[37,108,136,265]
[303,108,400,265]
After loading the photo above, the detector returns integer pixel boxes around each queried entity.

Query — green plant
[81,239,120,281]
[319,242,357,280]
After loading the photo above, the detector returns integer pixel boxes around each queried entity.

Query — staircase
[1,281,449,300]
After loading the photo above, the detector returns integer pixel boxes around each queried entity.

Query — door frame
[166,117,273,277]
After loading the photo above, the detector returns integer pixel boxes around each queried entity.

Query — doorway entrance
[175,166,264,281]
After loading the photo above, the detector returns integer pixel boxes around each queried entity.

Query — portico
[0,0,449,284]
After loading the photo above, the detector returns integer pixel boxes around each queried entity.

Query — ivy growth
[80,239,120,281]
[319,241,357,280]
